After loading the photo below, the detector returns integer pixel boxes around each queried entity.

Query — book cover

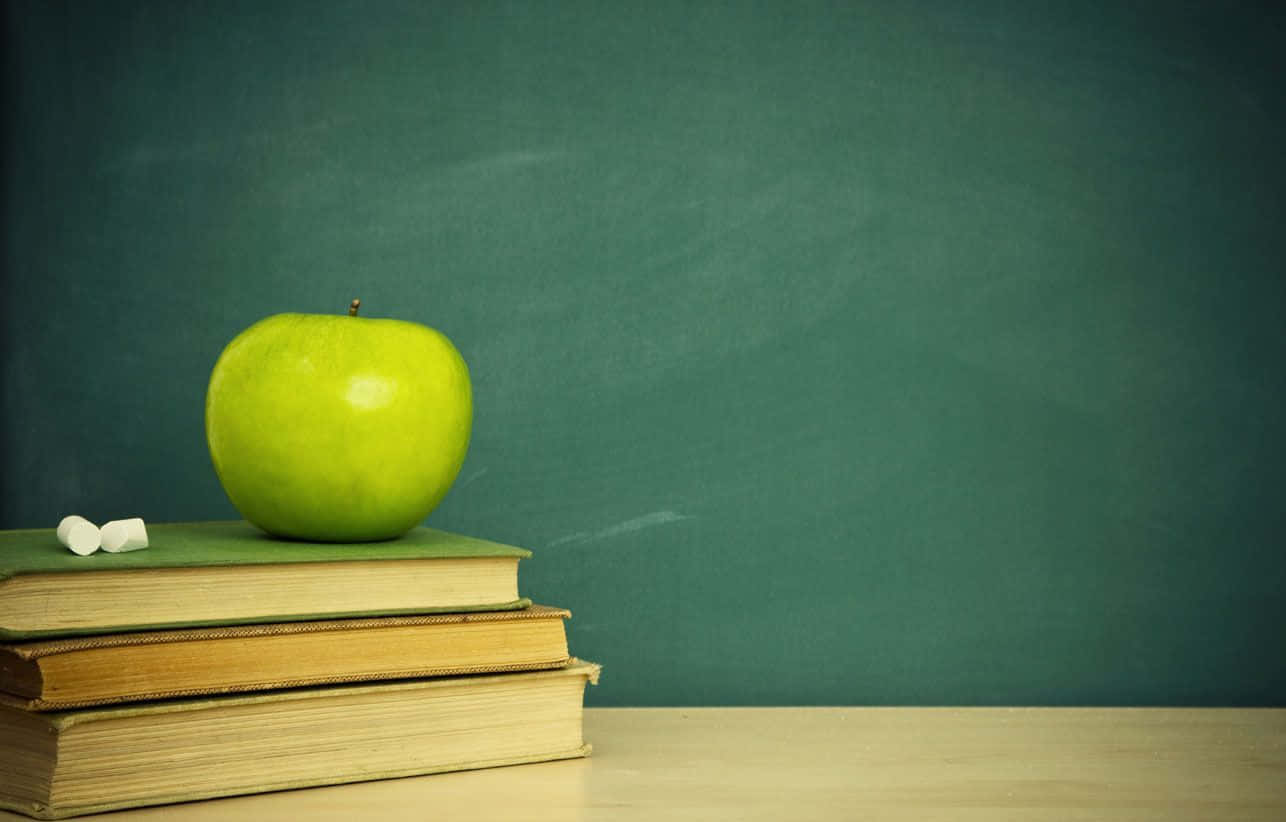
[0,521,531,639]
[0,605,572,710]
[0,659,601,819]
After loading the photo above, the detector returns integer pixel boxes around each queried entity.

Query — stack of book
[0,521,599,819]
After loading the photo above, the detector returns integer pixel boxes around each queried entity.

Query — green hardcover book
[0,521,531,640]
[0,659,600,820]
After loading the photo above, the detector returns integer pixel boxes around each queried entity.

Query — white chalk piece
[100,518,149,553]
[56,515,101,556]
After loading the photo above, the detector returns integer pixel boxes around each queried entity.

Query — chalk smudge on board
[549,510,695,548]
[452,149,568,177]
[456,467,489,489]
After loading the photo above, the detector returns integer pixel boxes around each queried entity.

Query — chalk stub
[57,515,101,556]
[101,518,149,553]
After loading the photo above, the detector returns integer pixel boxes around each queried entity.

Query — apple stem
[348,299,361,317]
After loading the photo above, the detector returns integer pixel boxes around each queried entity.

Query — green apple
[205,301,472,542]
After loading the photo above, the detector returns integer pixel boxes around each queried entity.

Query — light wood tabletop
[3,707,1283,821]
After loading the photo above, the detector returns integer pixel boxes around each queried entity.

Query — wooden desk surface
[3,708,1283,821]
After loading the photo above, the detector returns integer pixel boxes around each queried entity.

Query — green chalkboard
[2,0,1284,705]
